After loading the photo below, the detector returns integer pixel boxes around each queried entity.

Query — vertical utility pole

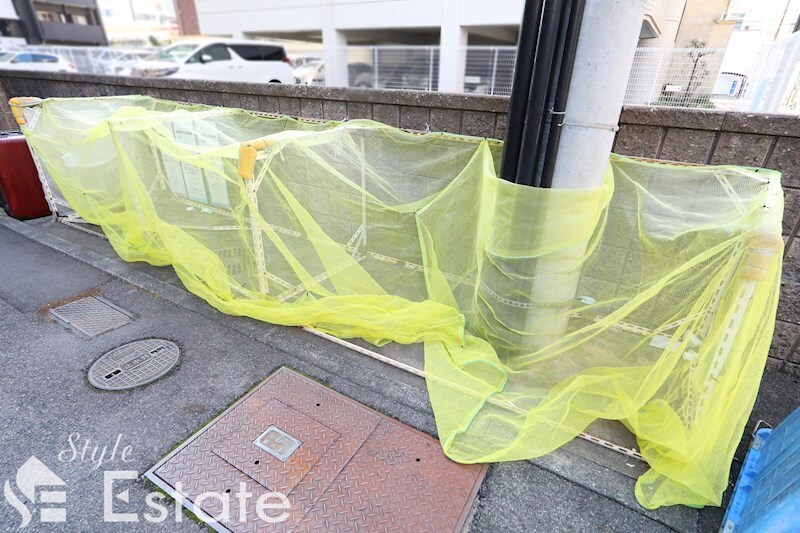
[501,0,647,189]
[493,0,648,350]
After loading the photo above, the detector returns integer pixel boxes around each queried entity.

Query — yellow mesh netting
[17,95,784,509]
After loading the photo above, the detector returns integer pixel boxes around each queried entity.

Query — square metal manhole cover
[146,368,487,532]
[49,296,133,338]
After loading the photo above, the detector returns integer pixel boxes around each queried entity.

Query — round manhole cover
[89,339,180,391]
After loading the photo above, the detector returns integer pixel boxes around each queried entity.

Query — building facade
[718,0,800,81]
[10,0,107,45]
[0,0,24,48]
[192,0,696,91]
[173,0,199,36]
[627,0,738,105]
[96,0,177,46]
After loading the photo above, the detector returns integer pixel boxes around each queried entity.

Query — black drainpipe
[500,0,586,188]
[539,0,586,188]
[499,0,544,182]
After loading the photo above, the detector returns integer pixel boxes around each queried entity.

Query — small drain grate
[50,296,133,337]
[88,339,180,390]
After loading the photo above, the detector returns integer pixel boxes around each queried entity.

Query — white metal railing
[349,46,440,91]
[294,45,517,95]
[291,44,754,110]
[625,47,732,109]
[1,42,776,112]
[3,43,154,75]
[347,46,514,95]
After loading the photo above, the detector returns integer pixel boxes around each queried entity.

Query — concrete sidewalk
[0,213,797,532]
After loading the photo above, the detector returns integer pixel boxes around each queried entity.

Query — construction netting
[15,95,783,509]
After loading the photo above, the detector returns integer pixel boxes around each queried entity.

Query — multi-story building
[718,0,800,79]
[97,0,177,46]
[0,0,24,48]
[173,0,199,36]
[10,0,107,45]
[724,0,800,41]
[191,0,700,91]
[629,0,736,105]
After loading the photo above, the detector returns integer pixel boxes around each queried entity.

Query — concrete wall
[1,70,799,378]
[0,70,510,138]
[615,107,800,379]
[639,0,687,47]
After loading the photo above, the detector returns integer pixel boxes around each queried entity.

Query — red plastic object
[0,131,50,220]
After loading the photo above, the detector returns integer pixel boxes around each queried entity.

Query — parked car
[130,40,294,84]
[291,54,322,69]
[103,50,155,76]
[0,51,76,73]
[294,61,374,87]
[381,59,437,91]
[293,60,324,85]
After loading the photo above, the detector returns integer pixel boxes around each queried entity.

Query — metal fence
[296,45,749,110]
[339,46,516,95]
[2,43,152,75]
[348,46,441,91]
[0,41,768,112]
[625,47,732,109]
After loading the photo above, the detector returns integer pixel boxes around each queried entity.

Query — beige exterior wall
[639,0,687,47]
[675,0,735,48]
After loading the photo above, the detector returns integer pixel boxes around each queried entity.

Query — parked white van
[130,40,295,84]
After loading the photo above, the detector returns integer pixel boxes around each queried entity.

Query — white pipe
[524,0,649,349]
[551,0,648,189]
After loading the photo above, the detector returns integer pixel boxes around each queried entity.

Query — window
[228,44,286,61]
[12,53,34,63]
[188,44,231,63]
[729,12,746,31]
[0,19,23,37]
[64,6,95,25]
[33,54,58,63]
[152,43,197,63]
[36,11,64,23]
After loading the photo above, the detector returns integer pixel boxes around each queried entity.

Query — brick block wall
[614,107,800,378]
[1,70,799,377]
[0,71,509,139]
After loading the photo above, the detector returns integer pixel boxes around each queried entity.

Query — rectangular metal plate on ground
[49,295,133,337]
[145,367,487,532]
